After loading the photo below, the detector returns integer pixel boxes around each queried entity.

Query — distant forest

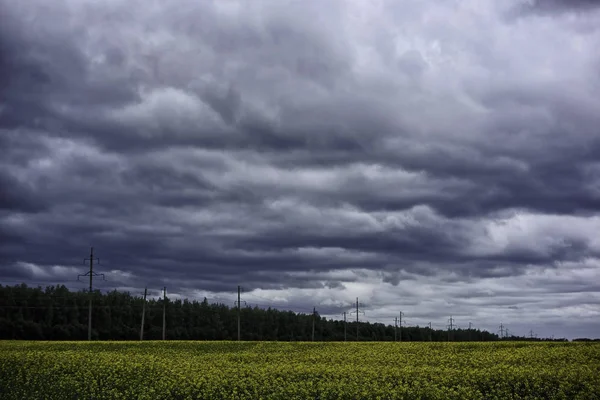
[0,284,578,341]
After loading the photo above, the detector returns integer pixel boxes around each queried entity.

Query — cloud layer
[1,0,600,339]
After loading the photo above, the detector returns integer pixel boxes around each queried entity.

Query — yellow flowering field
[1,341,599,399]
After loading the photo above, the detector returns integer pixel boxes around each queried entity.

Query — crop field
[1,341,599,400]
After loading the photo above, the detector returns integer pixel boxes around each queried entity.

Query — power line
[162,287,167,340]
[234,285,246,341]
[312,307,316,342]
[529,329,537,340]
[349,297,364,341]
[140,287,147,341]
[342,311,347,342]
[447,316,455,342]
[77,247,105,341]
[398,312,405,343]
[2,280,535,341]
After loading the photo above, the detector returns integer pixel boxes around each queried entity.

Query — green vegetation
[1,341,599,399]
[0,284,519,341]
[0,284,506,341]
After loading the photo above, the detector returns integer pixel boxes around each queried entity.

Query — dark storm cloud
[0,170,46,213]
[1,0,600,338]
[526,0,600,12]
[0,0,595,223]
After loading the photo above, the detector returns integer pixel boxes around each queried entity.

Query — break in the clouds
[1,0,600,339]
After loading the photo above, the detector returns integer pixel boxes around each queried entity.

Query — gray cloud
[526,0,600,12]
[1,0,600,338]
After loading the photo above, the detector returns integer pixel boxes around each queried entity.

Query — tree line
[0,284,569,341]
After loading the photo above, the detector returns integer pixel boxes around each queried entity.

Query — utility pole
[162,287,167,340]
[428,322,432,341]
[234,286,246,341]
[529,329,537,340]
[350,297,364,341]
[356,298,359,340]
[398,312,405,343]
[77,247,105,341]
[237,285,241,341]
[394,317,398,342]
[498,323,505,339]
[447,316,455,342]
[342,311,347,342]
[312,307,316,342]
[140,287,147,341]
[468,322,472,342]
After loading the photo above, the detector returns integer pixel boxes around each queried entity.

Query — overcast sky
[1,0,600,339]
